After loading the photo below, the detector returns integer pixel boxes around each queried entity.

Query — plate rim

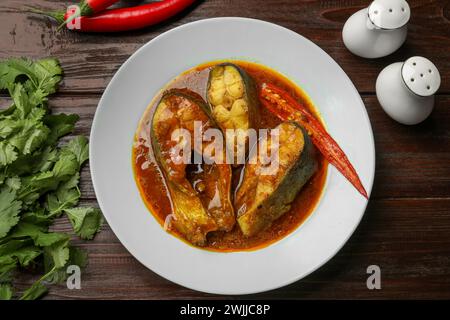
[90,17,376,295]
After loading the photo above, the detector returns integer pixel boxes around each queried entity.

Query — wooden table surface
[1,0,449,299]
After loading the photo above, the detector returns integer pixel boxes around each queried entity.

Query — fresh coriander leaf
[9,221,69,247]
[46,246,88,284]
[0,58,62,97]
[5,153,39,176]
[0,61,10,90]
[46,173,80,215]
[17,171,58,205]
[0,284,13,300]
[0,239,32,277]
[64,207,103,240]
[32,58,63,95]
[23,82,49,108]
[21,210,52,227]
[20,282,48,300]
[0,104,16,119]
[32,147,58,173]
[4,176,21,191]
[0,118,20,138]
[0,187,22,237]
[43,238,70,269]
[52,150,78,180]
[7,221,45,238]
[0,256,17,276]
[20,237,66,301]
[8,119,50,155]
[0,239,32,256]
[46,194,64,216]
[0,141,17,166]
[58,171,79,190]
[0,58,38,90]
[0,57,98,300]
[6,147,57,176]
[0,241,19,283]
[11,83,33,119]
[27,107,47,122]
[44,113,79,145]
[13,246,42,267]
[34,232,69,248]
[64,136,89,167]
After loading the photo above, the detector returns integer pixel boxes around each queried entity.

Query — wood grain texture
[2,94,448,200]
[0,0,449,93]
[1,0,449,299]
[12,198,450,299]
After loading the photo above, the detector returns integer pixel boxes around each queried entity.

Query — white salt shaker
[342,0,411,58]
[376,56,441,125]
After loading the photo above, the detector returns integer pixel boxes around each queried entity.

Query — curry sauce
[133,60,328,252]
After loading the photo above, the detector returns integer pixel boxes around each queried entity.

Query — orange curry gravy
[133,60,328,252]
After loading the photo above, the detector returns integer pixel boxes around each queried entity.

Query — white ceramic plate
[90,17,375,295]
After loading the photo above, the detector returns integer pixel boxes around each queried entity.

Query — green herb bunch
[0,58,103,299]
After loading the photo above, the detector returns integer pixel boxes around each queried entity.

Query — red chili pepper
[79,0,119,15]
[28,0,119,26]
[260,83,368,199]
[46,0,197,32]
[61,0,120,29]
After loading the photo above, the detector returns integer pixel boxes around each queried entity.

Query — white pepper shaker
[342,0,411,58]
[376,56,441,125]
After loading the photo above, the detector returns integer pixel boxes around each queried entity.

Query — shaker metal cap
[368,0,410,29]
[402,56,441,97]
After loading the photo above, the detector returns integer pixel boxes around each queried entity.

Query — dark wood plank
[3,94,448,199]
[4,92,449,298]
[0,0,449,94]
[11,198,450,299]
[2,0,450,300]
